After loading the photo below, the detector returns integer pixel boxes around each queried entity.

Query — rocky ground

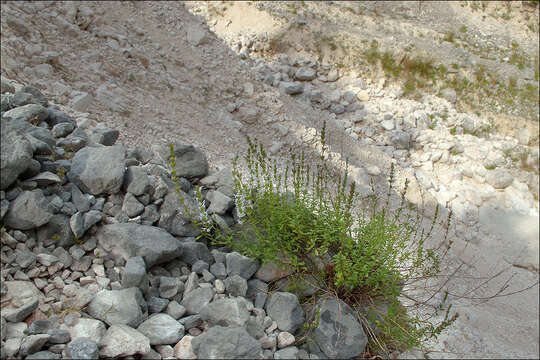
[1,1,539,359]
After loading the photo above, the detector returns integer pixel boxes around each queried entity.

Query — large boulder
[1,281,41,322]
[156,142,209,179]
[191,325,263,359]
[306,297,367,359]
[67,145,126,195]
[265,292,304,333]
[0,122,33,190]
[87,287,146,327]
[2,103,48,124]
[4,190,54,230]
[200,297,250,327]
[95,223,182,268]
[158,191,201,237]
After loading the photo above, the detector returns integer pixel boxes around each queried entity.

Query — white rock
[277,331,295,348]
[173,335,196,359]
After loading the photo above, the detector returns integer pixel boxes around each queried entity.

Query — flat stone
[137,313,185,345]
[99,324,151,358]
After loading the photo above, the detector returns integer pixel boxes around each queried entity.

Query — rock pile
[1,79,370,359]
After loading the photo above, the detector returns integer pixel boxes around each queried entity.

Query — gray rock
[265,292,304,333]
[166,301,186,319]
[226,252,260,279]
[20,86,48,107]
[441,87,457,104]
[206,190,234,215]
[179,241,213,266]
[52,122,75,138]
[307,297,367,359]
[25,319,55,336]
[485,169,514,189]
[123,166,150,196]
[327,69,339,82]
[274,346,299,359]
[181,287,215,315]
[71,92,93,112]
[137,313,184,345]
[67,318,106,344]
[159,276,180,299]
[187,27,207,46]
[3,337,23,358]
[25,350,61,359]
[329,104,345,115]
[280,82,304,95]
[2,298,39,322]
[179,314,203,330]
[210,261,228,279]
[0,124,33,190]
[70,212,85,238]
[389,130,411,150]
[95,223,182,268]
[15,250,36,268]
[19,334,50,357]
[192,260,210,274]
[67,145,126,195]
[89,127,119,146]
[87,287,146,327]
[200,297,250,327]
[147,296,169,314]
[47,328,71,344]
[247,279,269,301]
[52,246,73,267]
[158,191,201,237]
[70,184,90,212]
[99,324,151,358]
[295,67,317,81]
[183,272,199,296]
[47,108,75,128]
[122,256,147,288]
[67,338,100,359]
[191,325,263,359]
[122,193,145,217]
[1,199,9,220]
[83,210,102,231]
[1,76,15,94]
[3,103,48,124]
[224,274,248,297]
[157,142,209,179]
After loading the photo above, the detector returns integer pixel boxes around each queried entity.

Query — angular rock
[147,296,169,314]
[206,190,234,215]
[67,145,126,195]
[95,223,182,268]
[265,292,304,333]
[122,193,144,217]
[389,130,411,150]
[67,318,106,344]
[123,166,150,196]
[224,274,248,297]
[226,252,260,279]
[0,125,33,190]
[200,297,250,327]
[122,256,147,288]
[25,350,61,360]
[255,261,293,283]
[87,287,146,327]
[174,335,197,359]
[99,324,151,358]
[166,301,186,319]
[191,325,262,359]
[4,189,54,230]
[156,142,209,179]
[137,313,184,345]
[158,191,201,237]
[274,346,299,359]
[3,103,48,124]
[67,338,99,360]
[307,297,367,359]
[181,287,215,315]
[19,334,50,357]
[179,241,213,266]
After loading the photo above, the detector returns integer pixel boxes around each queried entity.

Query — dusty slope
[1,1,538,358]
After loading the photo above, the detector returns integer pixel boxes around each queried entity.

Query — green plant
[459,25,467,33]
[191,122,458,354]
